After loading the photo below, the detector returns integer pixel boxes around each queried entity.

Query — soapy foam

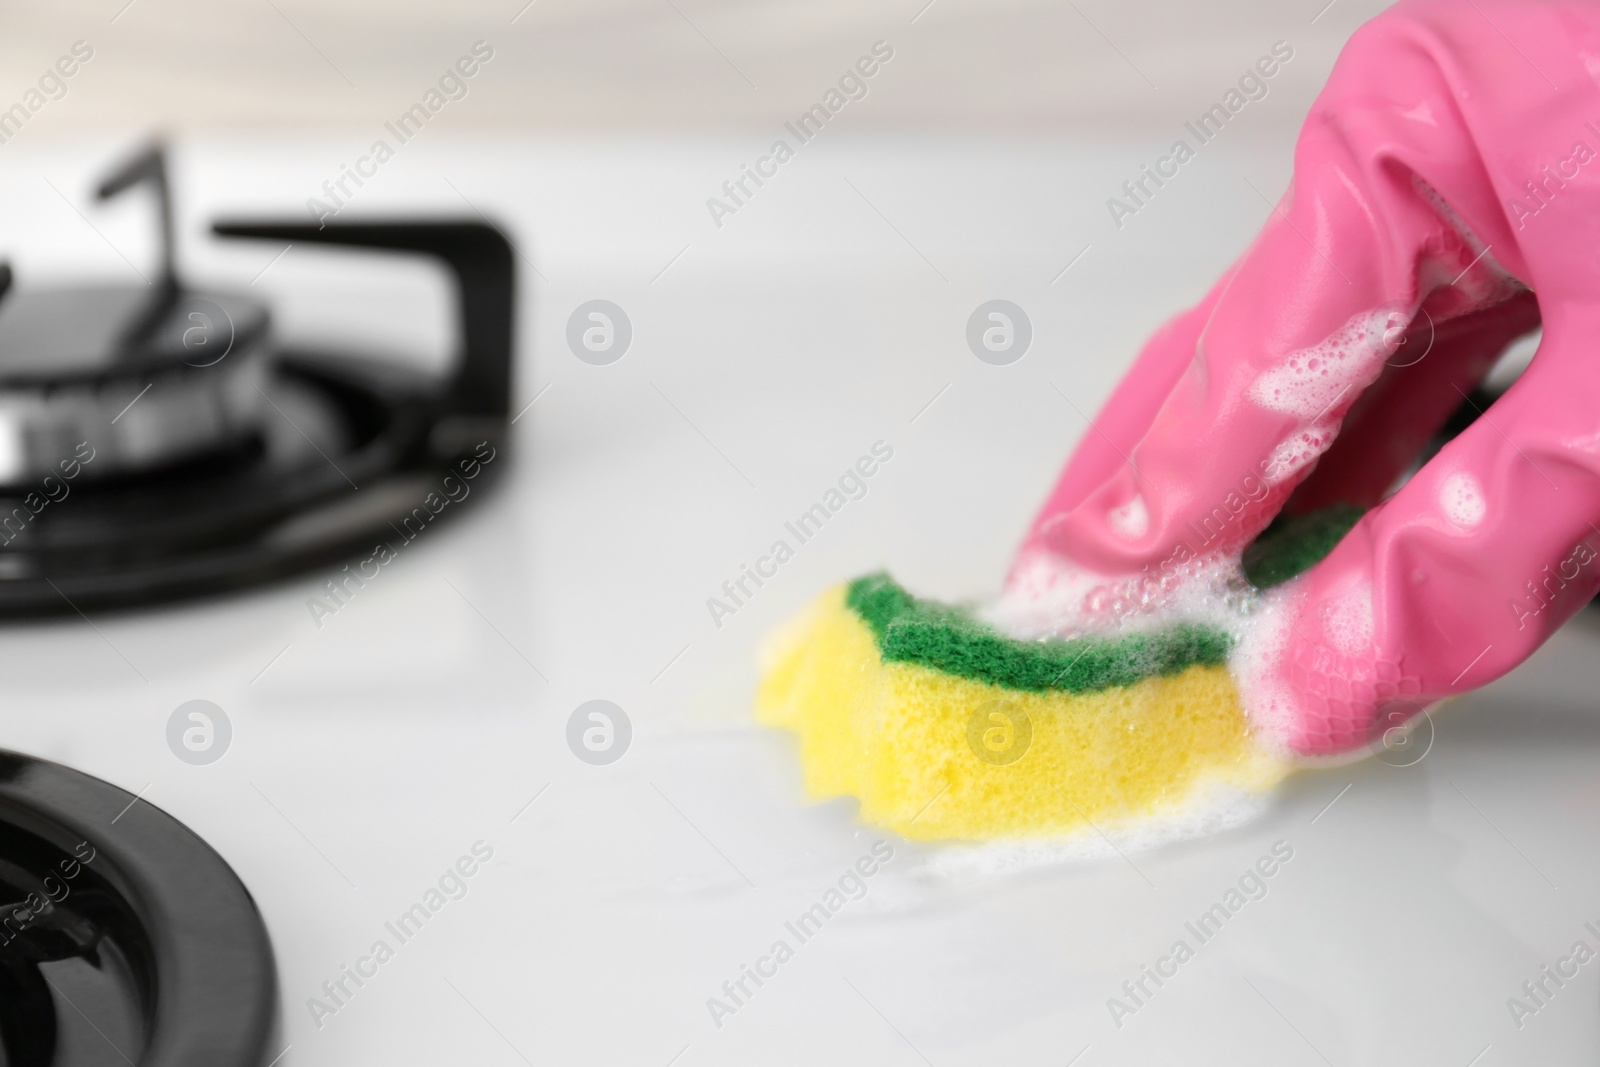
[1246,308,1400,420]
[992,545,1271,655]
[1107,494,1150,539]
[1262,427,1335,486]
[1439,470,1486,528]
[1226,586,1301,752]
[909,778,1274,882]
[989,548,1257,642]
[1247,307,1412,491]
[1562,428,1600,454]
[1319,581,1374,654]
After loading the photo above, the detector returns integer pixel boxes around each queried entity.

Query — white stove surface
[0,134,1594,1066]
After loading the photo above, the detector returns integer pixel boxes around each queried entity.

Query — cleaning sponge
[756,574,1288,841]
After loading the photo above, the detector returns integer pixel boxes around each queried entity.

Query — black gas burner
[0,750,276,1066]
[0,144,515,615]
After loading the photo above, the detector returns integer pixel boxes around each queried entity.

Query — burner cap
[0,146,272,486]
[0,286,267,386]
[0,285,271,487]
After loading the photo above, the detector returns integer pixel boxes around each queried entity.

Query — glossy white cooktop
[0,133,1592,1066]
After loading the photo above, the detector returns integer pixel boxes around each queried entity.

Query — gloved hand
[1002,0,1600,757]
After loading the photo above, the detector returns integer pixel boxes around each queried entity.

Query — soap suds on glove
[1439,470,1486,528]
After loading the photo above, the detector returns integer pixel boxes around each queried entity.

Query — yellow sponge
[756,577,1286,841]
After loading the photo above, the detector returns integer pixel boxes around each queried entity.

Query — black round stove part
[0,146,274,487]
[0,146,516,617]
[0,750,277,1066]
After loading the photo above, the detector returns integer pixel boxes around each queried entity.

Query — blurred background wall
[2,0,1396,136]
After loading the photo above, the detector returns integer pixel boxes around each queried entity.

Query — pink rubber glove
[1004,0,1600,758]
